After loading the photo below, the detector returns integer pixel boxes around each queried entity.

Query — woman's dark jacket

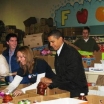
[17,58,55,84]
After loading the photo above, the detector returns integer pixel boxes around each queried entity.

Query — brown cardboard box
[86,95,104,104]
[33,50,41,57]
[93,51,102,63]
[76,95,104,104]
[89,86,98,90]
[29,24,35,34]
[40,18,47,26]
[26,87,70,98]
[23,33,44,48]
[46,88,70,98]
[82,60,94,69]
[26,89,39,97]
[63,27,82,36]
[0,85,7,91]
[36,55,55,69]
[14,95,58,104]
[0,84,28,92]
[16,84,29,89]
[12,94,28,100]
[64,40,80,50]
[25,26,30,35]
[0,44,3,54]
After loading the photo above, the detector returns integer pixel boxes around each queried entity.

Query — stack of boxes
[24,17,37,35]
[23,33,55,69]
[24,17,56,41]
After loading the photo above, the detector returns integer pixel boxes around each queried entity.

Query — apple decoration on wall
[76,8,88,24]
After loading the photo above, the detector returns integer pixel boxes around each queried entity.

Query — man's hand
[41,77,52,86]
[13,89,23,96]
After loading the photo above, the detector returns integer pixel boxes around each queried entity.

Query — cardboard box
[64,40,80,50]
[19,88,70,104]
[82,59,94,69]
[88,86,104,96]
[26,87,70,98]
[29,24,35,34]
[0,85,7,91]
[93,51,102,63]
[47,88,70,98]
[23,33,44,48]
[14,95,58,104]
[86,95,104,104]
[0,44,3,54]
[12,94,28,100]
[16,84,29,89]
[88,86,98,95]
[25,26,30,34]
[33,50,41,56]
[36,55,55,69]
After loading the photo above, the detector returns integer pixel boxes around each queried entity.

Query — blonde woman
[2,46,55,96]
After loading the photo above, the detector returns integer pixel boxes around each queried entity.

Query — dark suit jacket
[49,43,88,97]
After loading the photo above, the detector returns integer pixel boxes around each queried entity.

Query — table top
[85,71,104,75]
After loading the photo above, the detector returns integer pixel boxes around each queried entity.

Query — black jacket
[49,43,88,97]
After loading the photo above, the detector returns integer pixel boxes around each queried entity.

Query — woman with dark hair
[2,46,55,96]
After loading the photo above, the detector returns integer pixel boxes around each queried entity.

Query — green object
[78,50,93,55]
[102,53,104,60]
[18,101,24,104]
[0,81,8,86]
[18,100,31,104]
[25,100,31,104]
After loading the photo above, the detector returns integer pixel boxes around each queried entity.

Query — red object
[76,8,88,24]
[87,83,92,86]
[2,93,13,103]
[78,93,87,101]
[81,55,86,58]
[37,82,47,95]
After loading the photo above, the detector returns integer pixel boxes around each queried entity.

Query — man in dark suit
[41,30,88,97]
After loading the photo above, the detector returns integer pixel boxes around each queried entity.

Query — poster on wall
[53,0,104,28]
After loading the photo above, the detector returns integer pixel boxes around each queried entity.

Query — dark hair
[83,26,90,33]
[48,29,64,39]
[6,33,18,42]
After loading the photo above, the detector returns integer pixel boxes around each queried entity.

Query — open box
[26,87,70,98]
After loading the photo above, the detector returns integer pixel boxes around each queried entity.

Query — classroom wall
[0,0,104,35]
[0,0,65,31]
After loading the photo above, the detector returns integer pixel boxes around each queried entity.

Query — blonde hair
[17,46,34,74]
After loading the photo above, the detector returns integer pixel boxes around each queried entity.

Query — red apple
[76,8,88,24]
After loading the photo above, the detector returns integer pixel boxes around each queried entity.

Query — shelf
[77,35,104,37]
[85,71,104,75]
